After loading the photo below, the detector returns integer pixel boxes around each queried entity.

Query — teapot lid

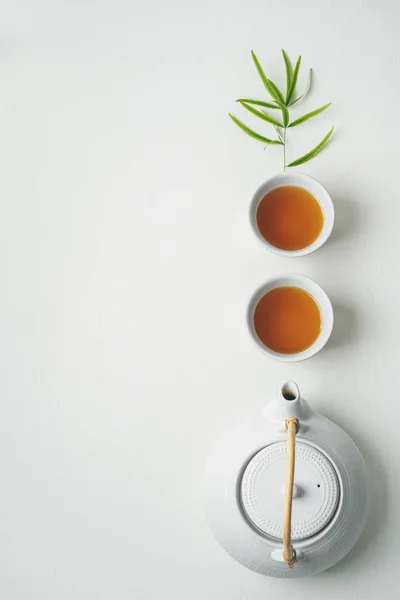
[241,441,340,540]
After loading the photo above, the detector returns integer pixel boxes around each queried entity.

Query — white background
[0,0,397,598]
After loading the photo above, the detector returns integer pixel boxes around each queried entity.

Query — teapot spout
[280,380,300,403]
[262,380,313,424]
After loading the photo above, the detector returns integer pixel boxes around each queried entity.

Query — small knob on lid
[281,483,300,498]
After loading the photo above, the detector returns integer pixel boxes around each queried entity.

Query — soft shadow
[315,409,387,576]
[327,194,360,246]
[325,300,360,351]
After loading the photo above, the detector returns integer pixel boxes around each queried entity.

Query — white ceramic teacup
[250,173,335,257]
[247,274,334,362]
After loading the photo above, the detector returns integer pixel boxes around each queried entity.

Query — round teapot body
[205,383,370,578]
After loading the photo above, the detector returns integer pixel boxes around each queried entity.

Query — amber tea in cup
[253,286,321,354]
[256,186,324,251]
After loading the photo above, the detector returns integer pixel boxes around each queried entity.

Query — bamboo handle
[282,417,299,568]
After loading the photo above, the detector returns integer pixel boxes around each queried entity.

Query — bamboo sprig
[229,50,334,170]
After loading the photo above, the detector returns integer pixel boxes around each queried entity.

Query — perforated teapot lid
[241,440,340,540]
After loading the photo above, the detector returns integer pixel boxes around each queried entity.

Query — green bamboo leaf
[273,125,284,143]
[286,55,301,105]
[236,98,280,110]
[266,78,285,104]
[288,103,331,128]
[251,51,284,103]
[282,49,293,101]
[289,69,312,105]
[228,113,283,145]
[277,103,290,127]
[287,126,334,167]
[239,101,283,127]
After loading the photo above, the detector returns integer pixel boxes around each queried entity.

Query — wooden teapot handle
[283,417,300,568]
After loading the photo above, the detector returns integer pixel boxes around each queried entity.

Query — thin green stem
[283,127,287,172]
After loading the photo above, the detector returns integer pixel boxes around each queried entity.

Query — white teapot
[205,381,369,577]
